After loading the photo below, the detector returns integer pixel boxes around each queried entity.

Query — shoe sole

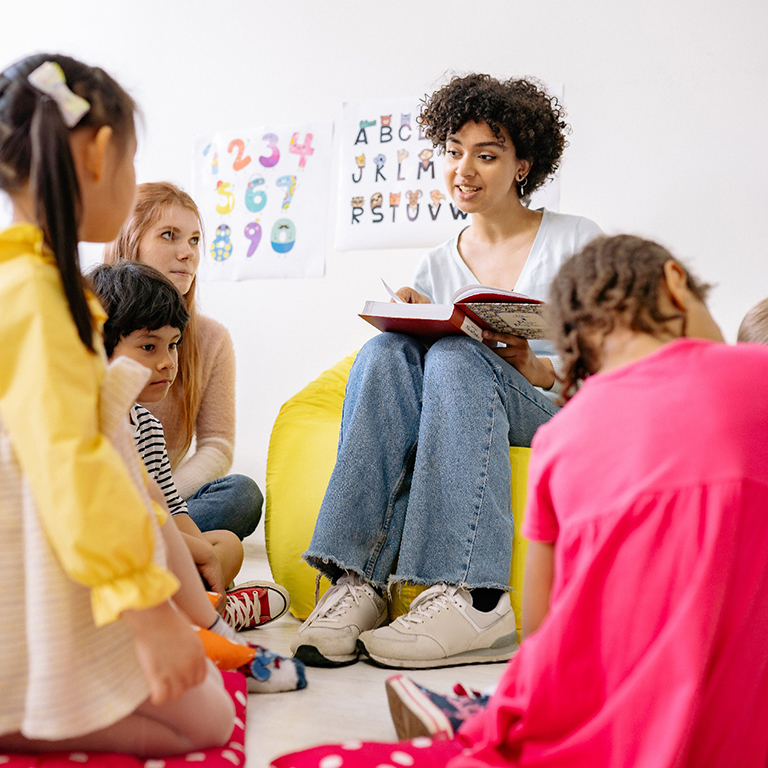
[226,580,290,628]
[385,675,454,741]
[291,602,388,668]
[293,644,359,668]
[358,639,518,669]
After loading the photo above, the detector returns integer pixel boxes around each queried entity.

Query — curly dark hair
[418,73,568,198]
[547,235,712,402]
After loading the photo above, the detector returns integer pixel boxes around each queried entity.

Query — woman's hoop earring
[518,176,528,196]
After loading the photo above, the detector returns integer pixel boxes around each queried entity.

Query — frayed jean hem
[386,574,513,594]
[302,550,391,590]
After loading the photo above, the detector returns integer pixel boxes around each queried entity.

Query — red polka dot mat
[270,735,466,768]
[0,670,247,768]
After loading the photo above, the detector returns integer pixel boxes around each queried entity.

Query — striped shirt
[131,403,188,517]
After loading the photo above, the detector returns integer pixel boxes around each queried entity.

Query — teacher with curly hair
[293,73,603,670]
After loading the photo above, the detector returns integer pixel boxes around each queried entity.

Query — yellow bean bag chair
[265,352,531,640]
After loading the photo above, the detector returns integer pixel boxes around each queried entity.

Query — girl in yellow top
[0,54,233,755]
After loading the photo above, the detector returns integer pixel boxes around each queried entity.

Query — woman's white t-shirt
[412,208,603,396]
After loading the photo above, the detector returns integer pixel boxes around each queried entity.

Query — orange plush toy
[197,594,307,693]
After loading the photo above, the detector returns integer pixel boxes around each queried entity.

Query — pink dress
[273,339,768,768]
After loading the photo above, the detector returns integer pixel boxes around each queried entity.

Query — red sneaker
[225,580,290,630]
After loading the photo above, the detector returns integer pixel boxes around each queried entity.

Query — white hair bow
[27,61,90,128]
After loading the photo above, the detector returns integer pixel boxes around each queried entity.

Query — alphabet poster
[335,94,561,251]
[192,122,333,280]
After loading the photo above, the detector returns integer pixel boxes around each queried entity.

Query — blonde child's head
[548,234,717,401]
[737,298,768,345]
[105,181,203,300]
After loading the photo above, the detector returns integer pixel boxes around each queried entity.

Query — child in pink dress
[271,234,768,767]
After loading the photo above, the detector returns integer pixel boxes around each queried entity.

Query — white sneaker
[358,583,518,669]
[290,573,387,666]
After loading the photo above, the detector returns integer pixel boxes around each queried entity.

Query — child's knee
[224,475,263,536]
[187,670,236,749]
[206,529,244,577]
[231,474,263,512]
[208,528,242,549]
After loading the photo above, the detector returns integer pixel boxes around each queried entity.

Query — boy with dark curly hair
[89,261,290,633]
[294,74,602,669]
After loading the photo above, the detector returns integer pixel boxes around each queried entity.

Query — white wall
[3,0,767,492]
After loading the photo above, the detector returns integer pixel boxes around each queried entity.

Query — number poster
[192,122,333,281]
[335,94,562,251]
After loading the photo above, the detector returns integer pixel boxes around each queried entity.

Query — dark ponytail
[29,97,93,348]
[0,53,136,352]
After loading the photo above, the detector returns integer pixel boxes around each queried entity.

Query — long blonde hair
[104,181,203,466]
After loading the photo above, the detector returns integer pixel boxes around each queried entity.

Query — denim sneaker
[358,583,518,669]
[225,580,290,630]
[291,573,387,667]
[385,674,491,740]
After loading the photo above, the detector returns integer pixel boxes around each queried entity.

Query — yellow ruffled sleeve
[0,238,178,626]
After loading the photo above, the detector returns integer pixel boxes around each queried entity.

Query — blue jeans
[185,474,263,540]
[304,333,559,591]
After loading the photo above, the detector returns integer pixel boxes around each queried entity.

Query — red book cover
[359,302,483,342]
[359,284,547,342]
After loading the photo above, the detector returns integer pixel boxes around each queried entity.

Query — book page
[463,302,548,339]
[452,284,541,304]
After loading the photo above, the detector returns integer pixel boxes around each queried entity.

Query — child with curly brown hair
[274,234,768,767]
[293,74,602,669]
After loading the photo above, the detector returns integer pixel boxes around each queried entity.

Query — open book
[360,284,547,342]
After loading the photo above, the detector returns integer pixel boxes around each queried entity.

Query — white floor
[237,539,509,768]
